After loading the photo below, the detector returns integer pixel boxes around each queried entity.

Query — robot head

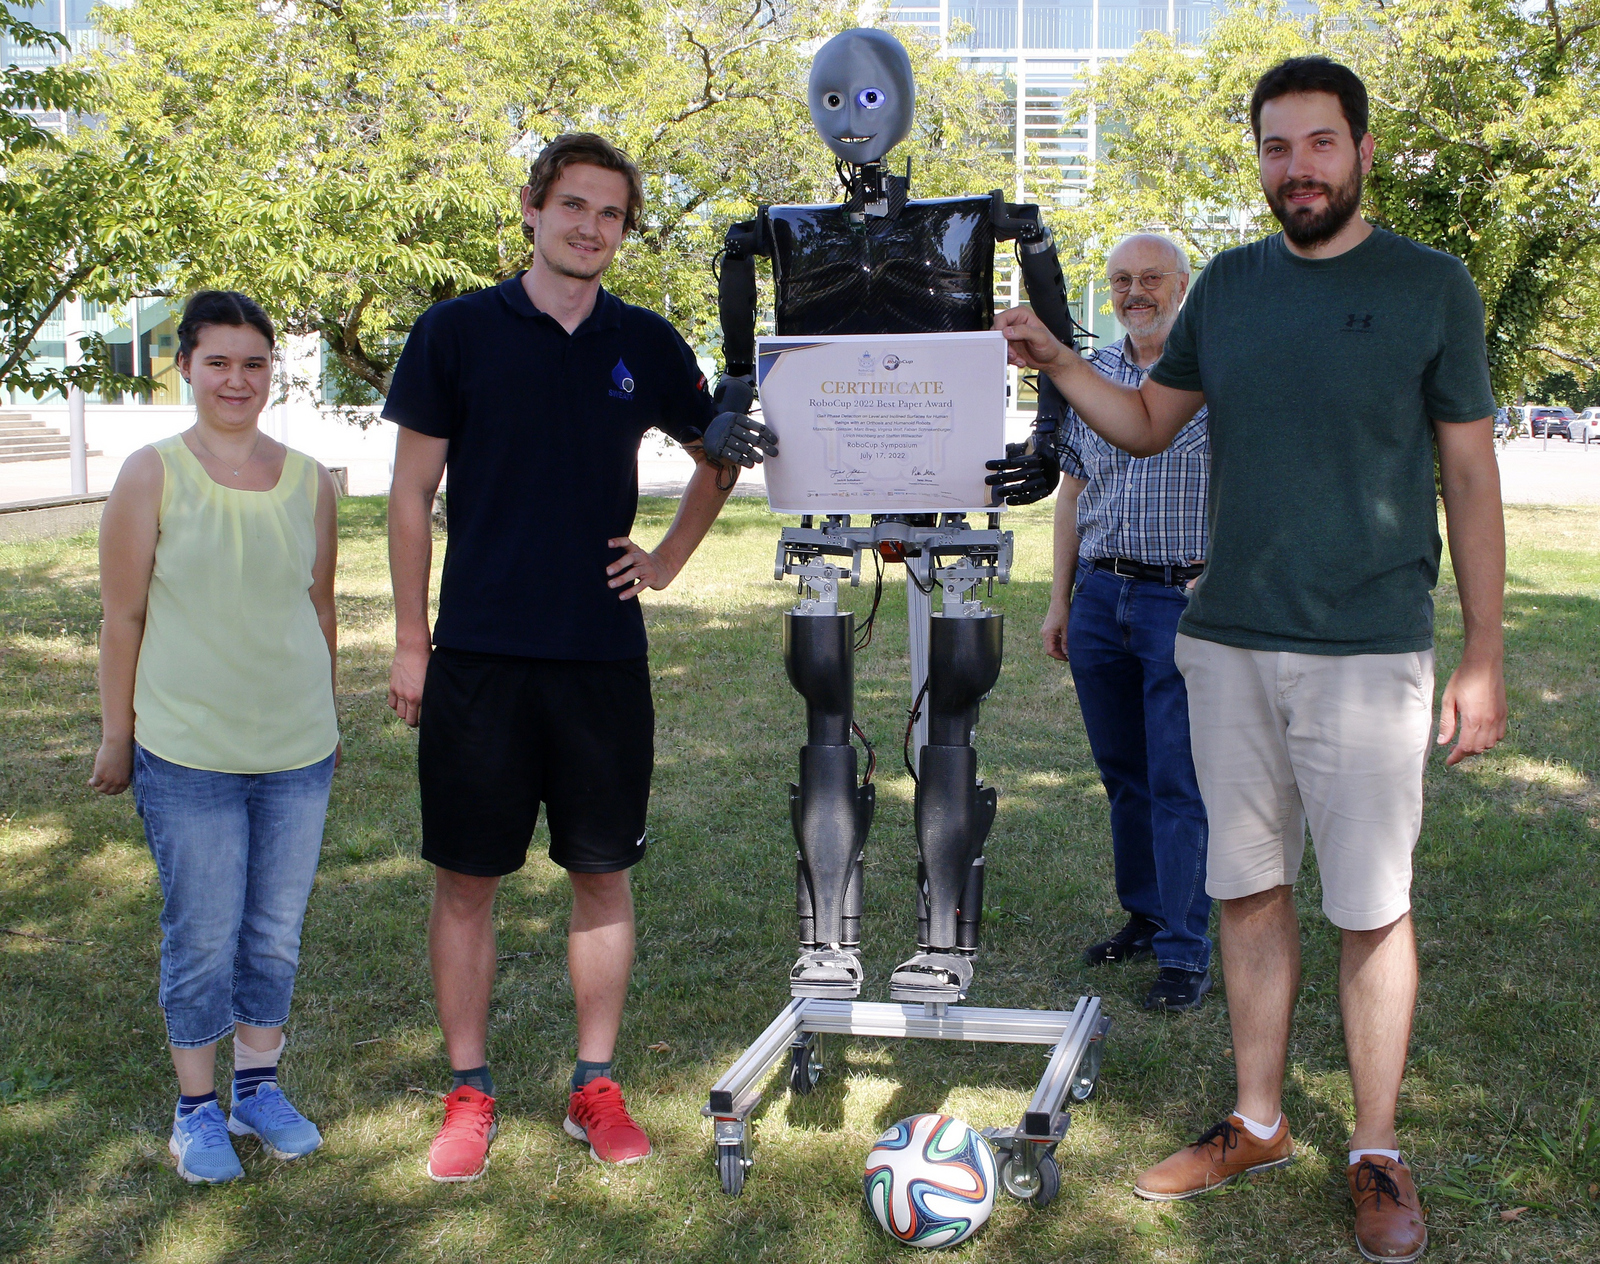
[808,28,915,166]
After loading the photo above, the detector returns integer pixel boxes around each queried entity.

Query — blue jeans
[1067,567,1211,972]
[133,744,335,1048]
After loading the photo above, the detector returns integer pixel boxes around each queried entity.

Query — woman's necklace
[191,428,263,478]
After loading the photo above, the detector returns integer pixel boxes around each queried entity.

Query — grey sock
[572,1059,612,1092]
[451,1065,494,1097]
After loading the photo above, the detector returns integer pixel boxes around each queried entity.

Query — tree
[1054,0,1600,399]
[93,0,1014,395]
[0,2,182,398]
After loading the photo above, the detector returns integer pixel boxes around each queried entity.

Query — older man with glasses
[1040,232,1213,1012]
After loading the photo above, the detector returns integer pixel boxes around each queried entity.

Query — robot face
[808,28,915,165]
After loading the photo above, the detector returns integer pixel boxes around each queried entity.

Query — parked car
[1527,405,1577,437]
[1566,409,1600,442]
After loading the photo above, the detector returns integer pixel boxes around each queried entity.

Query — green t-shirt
[1147,227,1495,655]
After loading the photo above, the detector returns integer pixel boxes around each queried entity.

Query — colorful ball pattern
[863,1114,998,1248]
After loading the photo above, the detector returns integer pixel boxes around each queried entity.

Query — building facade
[884,0,1313,341]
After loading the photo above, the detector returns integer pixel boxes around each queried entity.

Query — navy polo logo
[610,359,635,399]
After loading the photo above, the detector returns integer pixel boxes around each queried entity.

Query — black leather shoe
[1082,916,1158,966]
[1143,967,1212,1012]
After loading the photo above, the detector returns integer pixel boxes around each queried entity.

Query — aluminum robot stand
[705,513,1110,1203]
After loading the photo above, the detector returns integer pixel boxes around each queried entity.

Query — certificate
[755,331,1008,514]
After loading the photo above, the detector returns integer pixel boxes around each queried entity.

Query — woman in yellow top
[90,291,340,1184]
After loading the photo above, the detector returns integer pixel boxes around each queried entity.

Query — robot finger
[748,422,780,456]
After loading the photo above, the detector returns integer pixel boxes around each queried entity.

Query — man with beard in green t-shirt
[997,58,1506,1263]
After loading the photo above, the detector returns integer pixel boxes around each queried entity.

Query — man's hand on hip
[1041,600,1070,663]
[607,536,679,600]
[389,642,430,728]
[1436,653,1507,766]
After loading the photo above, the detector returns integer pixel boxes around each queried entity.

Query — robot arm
[719,218,763,379]
[707,217,778,469]
[985,195,1091,506]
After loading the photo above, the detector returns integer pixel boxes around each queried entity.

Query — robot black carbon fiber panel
[767,194,996,337]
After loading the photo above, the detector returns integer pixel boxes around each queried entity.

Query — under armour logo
[1342,313,1374,332]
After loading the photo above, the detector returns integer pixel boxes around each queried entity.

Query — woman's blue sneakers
[170,1101,245,1183]
[227,1084,323,1160]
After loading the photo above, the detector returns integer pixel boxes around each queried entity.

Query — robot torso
[765,187,996,338]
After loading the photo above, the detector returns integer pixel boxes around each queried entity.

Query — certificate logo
[857,352,877,374]
[881,354,913,372]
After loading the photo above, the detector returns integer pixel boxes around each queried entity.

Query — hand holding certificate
[755,331,1009,514]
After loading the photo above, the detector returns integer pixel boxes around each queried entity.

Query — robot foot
[790,948,864,999]
[888,952,974,1004]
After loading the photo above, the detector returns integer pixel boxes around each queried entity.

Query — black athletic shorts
[417,648,654,876]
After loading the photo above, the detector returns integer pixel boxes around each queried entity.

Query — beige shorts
[1173,634,1435,931]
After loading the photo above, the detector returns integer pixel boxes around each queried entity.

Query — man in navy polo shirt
[384,132,740,1179]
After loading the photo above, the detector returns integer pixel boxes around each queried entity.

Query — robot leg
[891,613,1002,1003]
[784,611,876,999]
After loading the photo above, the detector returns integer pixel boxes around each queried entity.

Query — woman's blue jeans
[133,744,335,1048]
[1067,567,1212,972]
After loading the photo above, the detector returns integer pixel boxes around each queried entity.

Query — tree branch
[1530,343,1600,374]
[0,265,94,387]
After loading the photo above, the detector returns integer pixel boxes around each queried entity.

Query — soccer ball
[863,1114,998,1248]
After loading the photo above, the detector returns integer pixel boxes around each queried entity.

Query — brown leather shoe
[1134,1114,1294,1200]
[1348,1156,1427,1262]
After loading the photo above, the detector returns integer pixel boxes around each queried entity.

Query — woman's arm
[310,464,340,763]
[90,448,163,794]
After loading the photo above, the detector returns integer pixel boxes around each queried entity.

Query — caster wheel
[788,1036,822,1096]
[1070,1017,1109,1103]
[999,1152,1060,1208]
[718,1145,747,1196]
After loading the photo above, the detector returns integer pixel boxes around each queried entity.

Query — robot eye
[857,87,886,109]
[822,91,844,110]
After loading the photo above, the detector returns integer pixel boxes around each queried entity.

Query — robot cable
[852,720,876,785]
[853,548,885,652]
[902,678,930,784]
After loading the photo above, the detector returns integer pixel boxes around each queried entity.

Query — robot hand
[704,411,779,468]
[713,374,756,416]
[702,373,777,468]
[984,438,1060,505]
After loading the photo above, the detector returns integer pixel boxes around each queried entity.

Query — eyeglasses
[1108,270,1181,293]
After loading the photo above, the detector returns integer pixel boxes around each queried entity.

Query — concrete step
[0,447,102,463]
[0,412,34,422]
[0,440,71,454]
[0,422,51,434]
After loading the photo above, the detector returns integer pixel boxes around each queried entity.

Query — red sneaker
[427,1085,497,1182]
[564,1077,652,1164]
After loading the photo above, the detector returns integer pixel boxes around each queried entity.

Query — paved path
[5,434,1597,509]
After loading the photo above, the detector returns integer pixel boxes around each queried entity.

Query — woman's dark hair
[1250,56,1369,146]
[523,132,644,241]
[175,290,276,361]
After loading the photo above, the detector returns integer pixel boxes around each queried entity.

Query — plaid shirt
[1057,336,1210,566]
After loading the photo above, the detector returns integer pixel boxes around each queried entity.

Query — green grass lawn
[1,497,1596,1263]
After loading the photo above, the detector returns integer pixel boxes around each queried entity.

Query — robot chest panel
[767,197,996,337]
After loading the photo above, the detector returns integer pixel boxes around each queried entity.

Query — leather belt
[1089,557,1205,587]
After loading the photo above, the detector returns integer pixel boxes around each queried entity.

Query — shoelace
[245,1085,302,1129]
[575,1083,635,1130]
[440,1090,494,1140]
[1353,1159,1404,1209]
[1192,1118,1243,1156]
[185,1103,232,1148]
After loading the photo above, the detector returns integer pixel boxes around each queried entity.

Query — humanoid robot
[703,28,1087,1006]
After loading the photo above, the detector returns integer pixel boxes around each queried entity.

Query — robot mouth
[835,134,876,144]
